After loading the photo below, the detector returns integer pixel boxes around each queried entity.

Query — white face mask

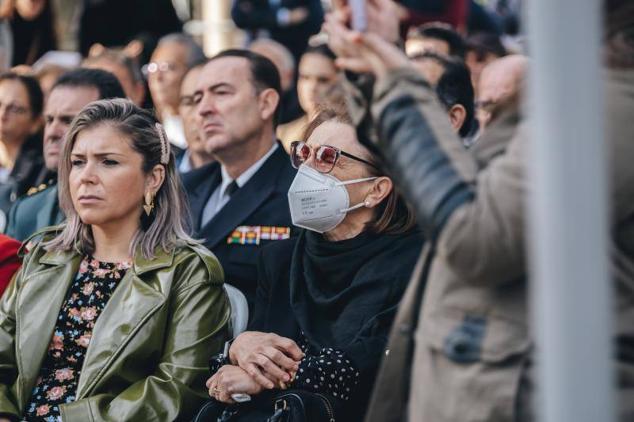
[287,164,377,233]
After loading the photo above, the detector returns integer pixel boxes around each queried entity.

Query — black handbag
[192,390,337,422]
[267,391,336,422]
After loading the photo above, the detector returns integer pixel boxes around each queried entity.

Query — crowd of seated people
[1,1,621,420]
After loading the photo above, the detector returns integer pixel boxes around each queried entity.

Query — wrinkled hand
[324,12,410,78]
[329,0,400,44]
[229,331,303,389]
[206,365,264,403]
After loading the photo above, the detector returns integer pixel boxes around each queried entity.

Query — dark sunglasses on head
[290,141,378,174]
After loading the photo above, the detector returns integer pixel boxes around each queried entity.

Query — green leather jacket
[0,236,230,421]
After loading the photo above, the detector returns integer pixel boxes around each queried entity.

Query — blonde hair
[45,98,195,259]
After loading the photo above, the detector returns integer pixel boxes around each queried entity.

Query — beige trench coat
[354,68,634,421]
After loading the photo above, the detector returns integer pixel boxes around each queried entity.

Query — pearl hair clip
[155,123,170,165]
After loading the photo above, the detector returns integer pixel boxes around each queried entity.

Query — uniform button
[452,340,469,354]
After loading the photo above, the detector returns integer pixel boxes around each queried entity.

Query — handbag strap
[218,406,240,422]
[267,399,287,422]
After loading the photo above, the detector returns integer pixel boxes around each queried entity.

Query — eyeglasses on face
[143,61,179,76]
[0,102,29,116]
[290,141,378,174]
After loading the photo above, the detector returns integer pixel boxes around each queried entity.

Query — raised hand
[324,0,410,77]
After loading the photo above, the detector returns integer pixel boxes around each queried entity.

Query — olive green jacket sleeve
[59,247,231,421]
[0,234,230,422]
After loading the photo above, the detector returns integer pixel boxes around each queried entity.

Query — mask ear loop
[340,202,367,213]
[336,176,378,213]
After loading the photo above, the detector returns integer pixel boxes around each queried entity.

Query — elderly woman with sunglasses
[201,107,424,420]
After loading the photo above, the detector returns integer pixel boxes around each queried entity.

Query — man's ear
[364,176,393,208]
[258,88,280,122]
[29,116,43,135]
[448,104,466,134]
[130,82,146,107]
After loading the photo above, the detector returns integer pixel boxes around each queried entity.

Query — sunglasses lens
[291,142,310,169]
[316,146,337,172]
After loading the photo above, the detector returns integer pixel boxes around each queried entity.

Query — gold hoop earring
[143,192,155,216]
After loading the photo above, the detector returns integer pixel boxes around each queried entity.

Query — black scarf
[289,229,424,358]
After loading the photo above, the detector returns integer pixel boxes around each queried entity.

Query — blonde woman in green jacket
[0,99,231,421]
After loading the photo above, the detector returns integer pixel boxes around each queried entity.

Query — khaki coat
[355,67,634,421]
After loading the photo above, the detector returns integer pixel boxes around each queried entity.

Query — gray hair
[157,33,207,70]
[45,98,195,259]
[83,48,145,84]
[249,38,296,74]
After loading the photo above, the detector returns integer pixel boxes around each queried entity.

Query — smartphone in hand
[349,0,367,32]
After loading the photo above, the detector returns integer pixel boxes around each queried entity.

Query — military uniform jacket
[5,184,64,241]
[181,143,296,306]
[0,234,231,421]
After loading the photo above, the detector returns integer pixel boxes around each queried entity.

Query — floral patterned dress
[24,256,131,422]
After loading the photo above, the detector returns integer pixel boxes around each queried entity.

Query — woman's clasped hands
[206,331,305,403]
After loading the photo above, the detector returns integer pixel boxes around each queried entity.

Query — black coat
[231,0,323,62]
[79,0,182,61]
[251,230,424,420]
[181,144,296,307]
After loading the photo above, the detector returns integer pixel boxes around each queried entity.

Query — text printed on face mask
[299,196,330,216]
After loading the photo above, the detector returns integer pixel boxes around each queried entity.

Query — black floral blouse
[24,256,131,421]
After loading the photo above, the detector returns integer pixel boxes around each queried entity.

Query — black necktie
[225,180,239,197]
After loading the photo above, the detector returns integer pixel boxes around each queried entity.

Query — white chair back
[223,284,249,337]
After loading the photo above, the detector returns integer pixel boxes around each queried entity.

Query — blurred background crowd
[0,0,523,226]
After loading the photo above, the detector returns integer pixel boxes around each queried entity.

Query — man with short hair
[177,63,214,173]
[464,32,508,95]
[470,55,528,166]
[5,68,125,240]
[476,54,527,129]
[183,49,295,306]
[83,48,146,107]
[249,38,303,125]
[147,33,206,148]
[410,52,475,139]
[405,22,466,58]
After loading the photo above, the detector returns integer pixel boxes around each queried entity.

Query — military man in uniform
[5,68,125,240]
[183,50,295,308]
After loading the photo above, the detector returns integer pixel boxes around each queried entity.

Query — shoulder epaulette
[18,224,65,258]
[26,183,50,197]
